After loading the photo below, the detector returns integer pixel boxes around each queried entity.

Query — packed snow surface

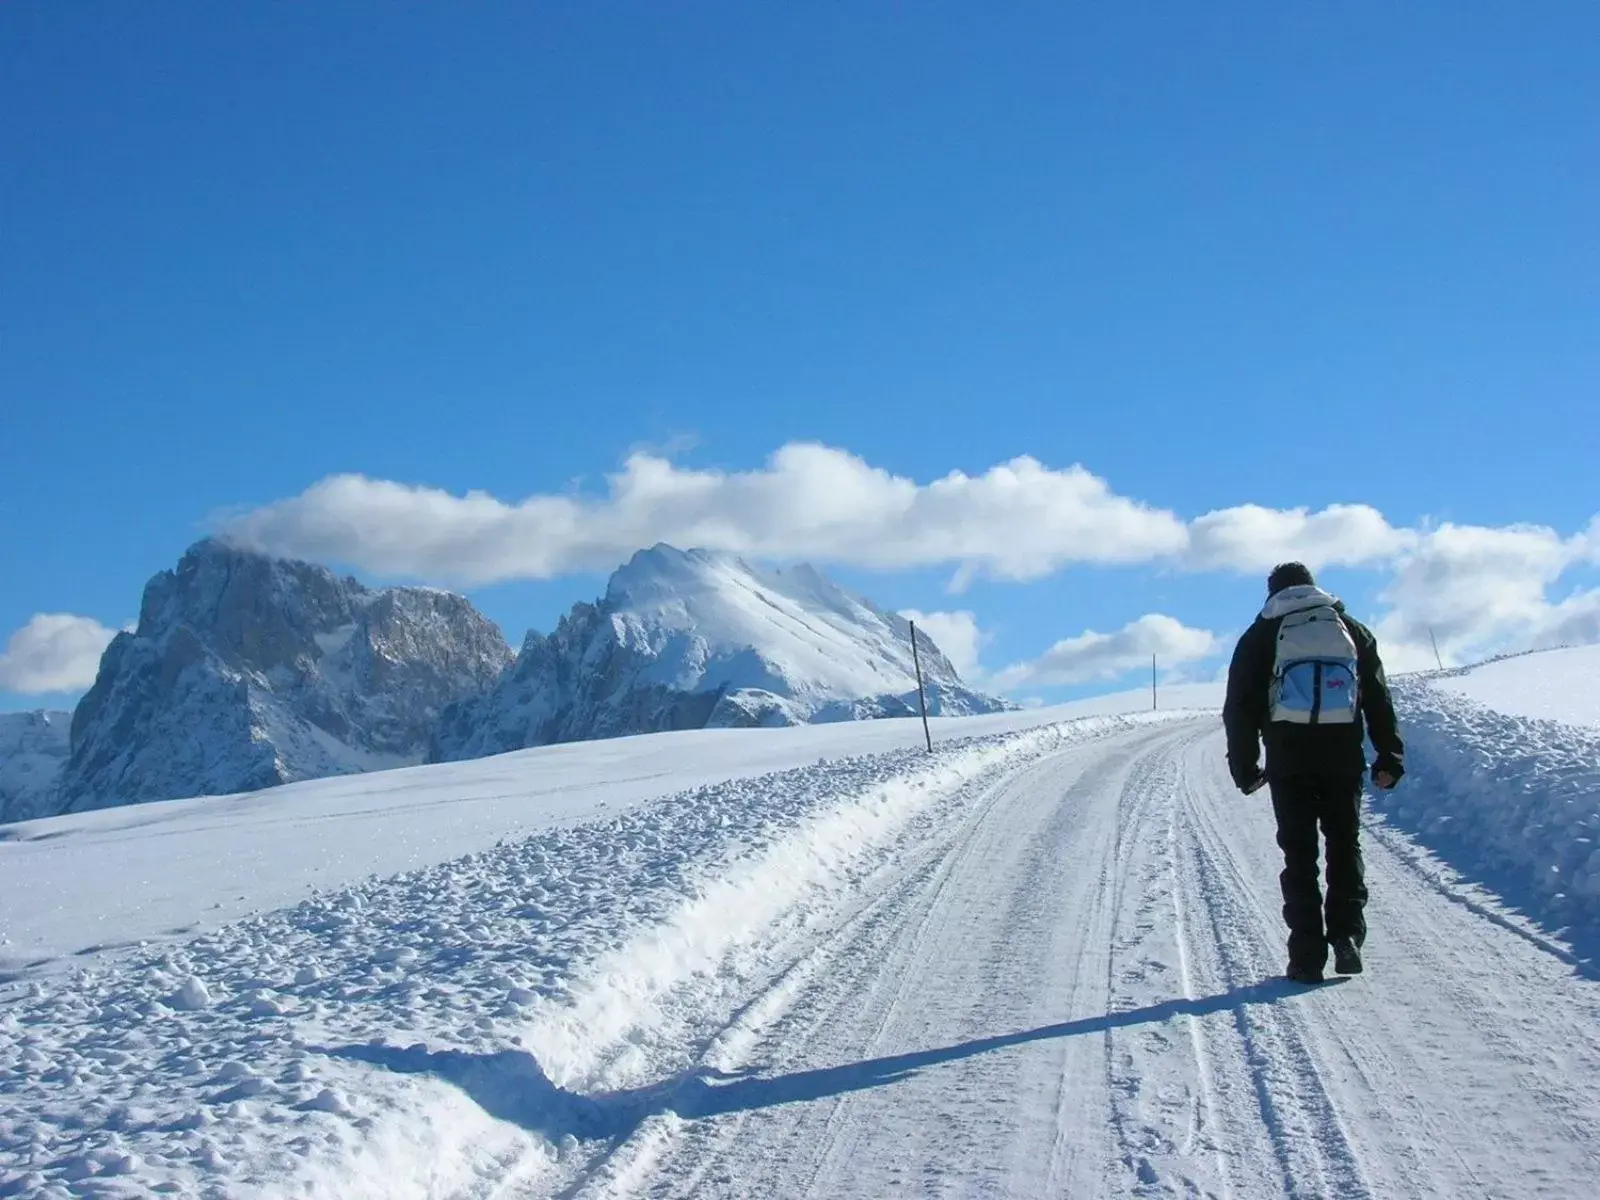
[5,669,1599,1198]
[1435,644,1600,727]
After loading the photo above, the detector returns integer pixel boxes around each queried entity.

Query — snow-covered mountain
[0,709,71,823]
[56,539,512,814]
[430,544,1012,761]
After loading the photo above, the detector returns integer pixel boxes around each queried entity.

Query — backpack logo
[1269,604,1360,726]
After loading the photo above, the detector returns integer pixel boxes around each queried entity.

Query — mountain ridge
[17,540,1008,819]
[429,543,1012,761]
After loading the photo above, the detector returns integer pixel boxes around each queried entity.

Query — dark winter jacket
[1222,585,1404,789]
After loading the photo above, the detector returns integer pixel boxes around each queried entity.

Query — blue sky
[3,2,1598,711]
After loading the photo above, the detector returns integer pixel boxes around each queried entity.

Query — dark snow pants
[1268,772,1367,969]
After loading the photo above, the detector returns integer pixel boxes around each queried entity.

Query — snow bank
[1374,675,1600,964]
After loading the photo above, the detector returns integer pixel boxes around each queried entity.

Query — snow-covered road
[555,720,1600,1199]
[5,713,1599,1198]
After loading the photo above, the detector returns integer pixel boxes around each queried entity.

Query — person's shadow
[318,976,1341,1143]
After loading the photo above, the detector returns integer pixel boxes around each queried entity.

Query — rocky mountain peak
[57,540,512,814]
[135,537,363,659]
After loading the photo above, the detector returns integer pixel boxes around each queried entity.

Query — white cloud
[899,609,991,680]
[1532,588,1600,650]
[0,613,119,694]
[1187,503,1414,572]
[1373,522,1593,666]
[219,444,1452,589]
[1373,636,1446,675]
[1582,516,1600,562]
[210,441,1600,670]
[991,614,1217,690]
[217,444,1190,585]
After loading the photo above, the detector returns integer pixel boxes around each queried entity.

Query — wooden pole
[909,620,933,753]
[1428,627,1444,671]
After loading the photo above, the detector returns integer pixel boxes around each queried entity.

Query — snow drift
[1377,649,1600,964]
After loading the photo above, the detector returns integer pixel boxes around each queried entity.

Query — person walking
[1222,562,1405,983]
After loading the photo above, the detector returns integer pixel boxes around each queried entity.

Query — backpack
[1269,604,1360,725]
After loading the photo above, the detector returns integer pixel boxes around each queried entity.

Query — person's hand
[1239,769,1267,795]
[1373,770,1398,790]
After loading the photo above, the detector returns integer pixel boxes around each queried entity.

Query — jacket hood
[1261,584,1344,620]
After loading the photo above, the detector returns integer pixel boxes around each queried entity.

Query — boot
[1286,961,1324,984]
[1331,936,1363,975]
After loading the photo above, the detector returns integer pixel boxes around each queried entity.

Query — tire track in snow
[616,721,1204,1199]
[655,734,1129,1199]
[989,739,1142,1196]
[1098,732,1240,1199]
[786,769,1046,1194]
[564,746,1045,1199]
[789,758,1038,1196]
[1175,785,1373,1199]
[1163,760,1231,1196]
[1100,746,1199,1194]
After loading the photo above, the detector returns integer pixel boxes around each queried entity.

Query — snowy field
[5,670,1600,1197]
[1435,643,1600,727]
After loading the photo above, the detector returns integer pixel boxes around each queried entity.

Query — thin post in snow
[909,620,933,753]
[1428,627,1444,672]
[1152,653,1158,711]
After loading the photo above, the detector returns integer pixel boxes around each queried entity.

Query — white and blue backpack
[1269,602,1360,724]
